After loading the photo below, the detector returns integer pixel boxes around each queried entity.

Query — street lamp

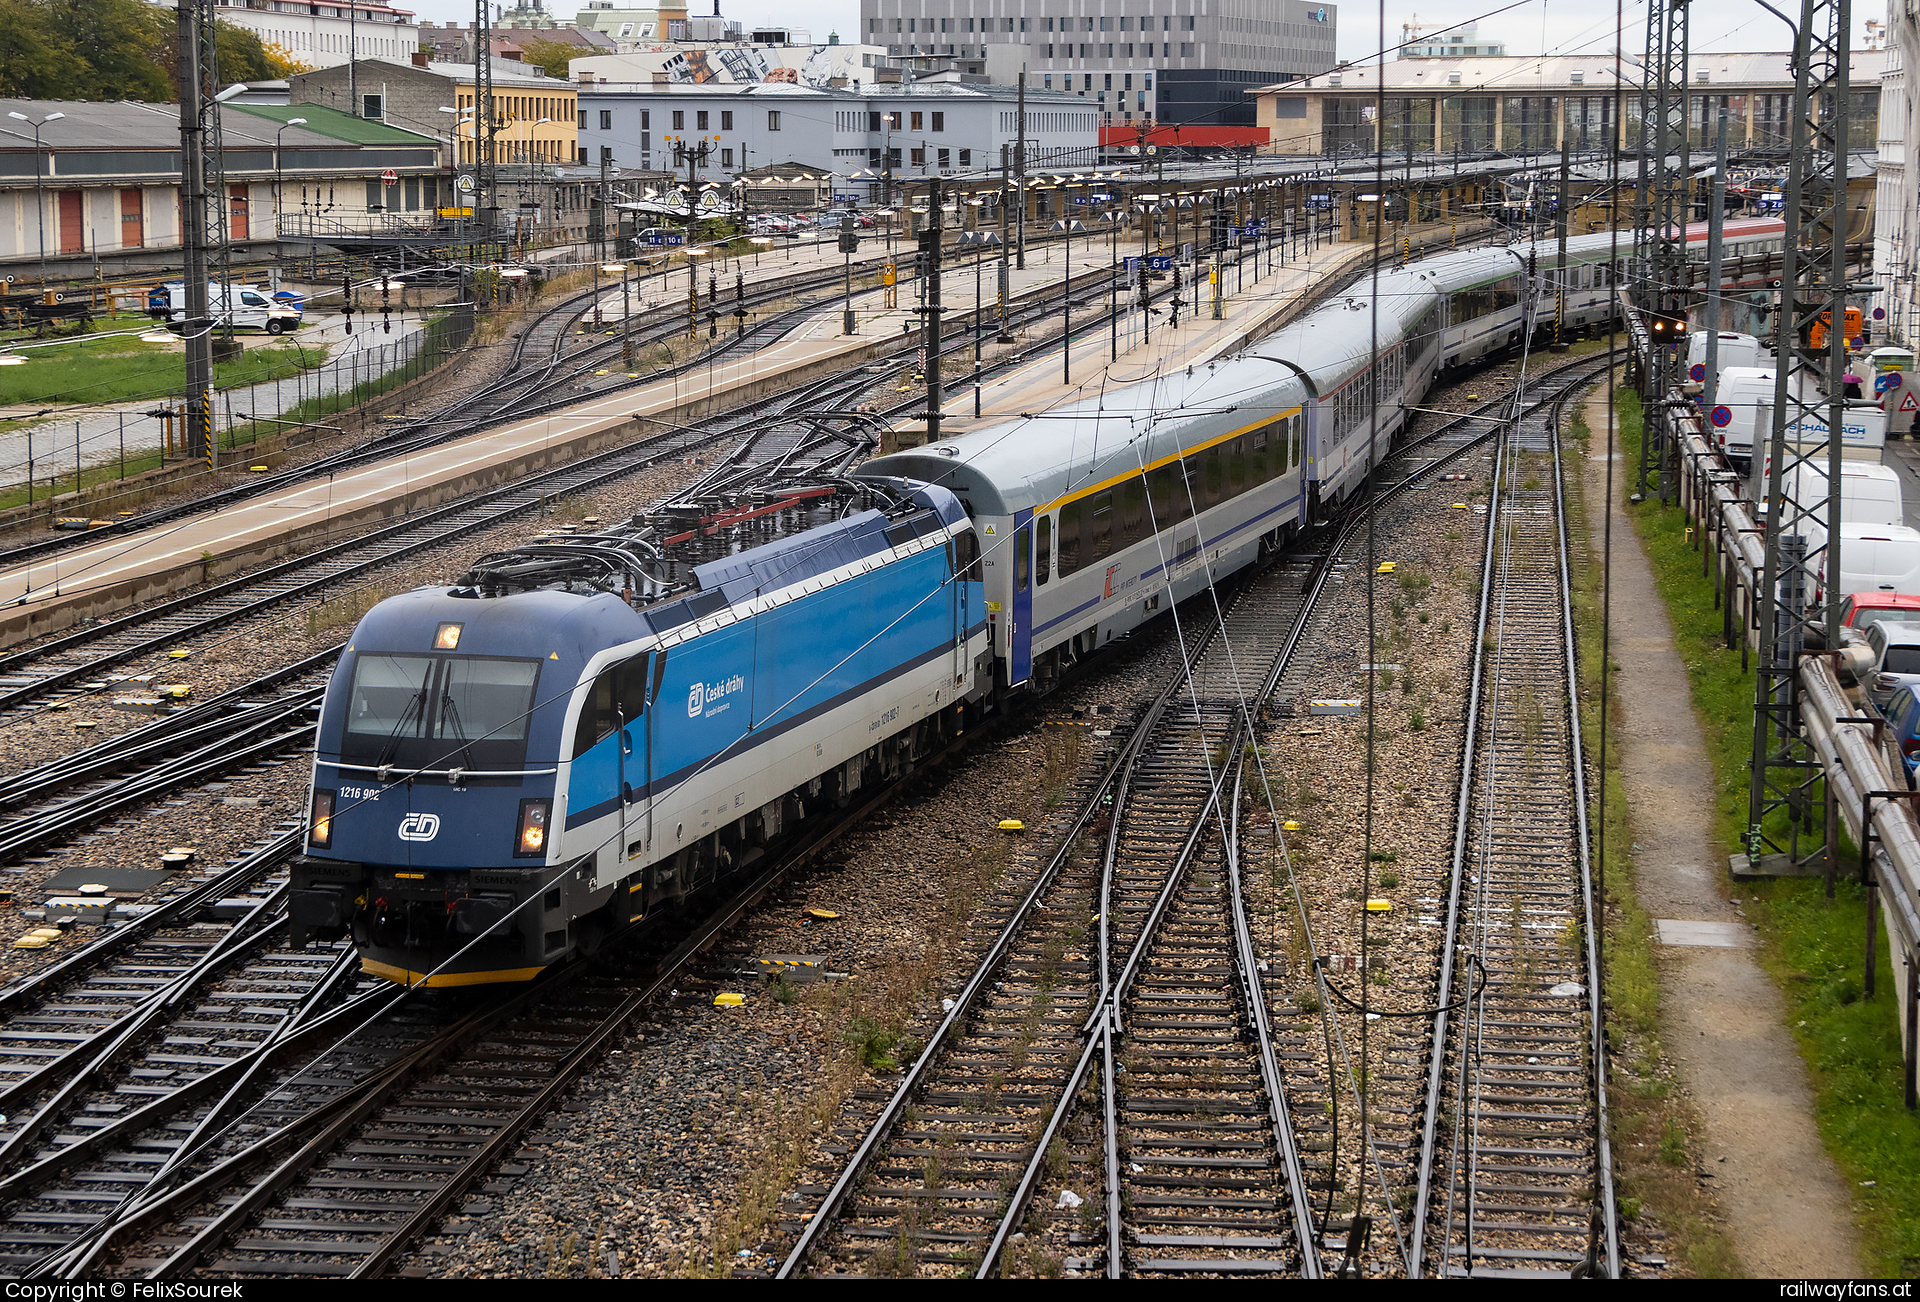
[7,111,65,282]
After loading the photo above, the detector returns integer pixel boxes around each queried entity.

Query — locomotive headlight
[515,799,552,858]
[310,789,335,849]
[434,622,464,650]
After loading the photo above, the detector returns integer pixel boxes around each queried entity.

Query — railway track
[770,353,1615,1280]
[1409,369,1617,1278]
[14,652,1017,1280]
[0,829,426,1273]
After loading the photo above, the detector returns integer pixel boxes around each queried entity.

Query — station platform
[0,218,1480,649]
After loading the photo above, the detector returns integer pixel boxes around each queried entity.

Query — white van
[1814,523,1920,602]
[1785,460,1905,528]
[1684,330,1763,394]
[1714,365,1781,470]
[167,282,302,336]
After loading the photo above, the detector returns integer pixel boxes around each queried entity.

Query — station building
[0,98,442,281]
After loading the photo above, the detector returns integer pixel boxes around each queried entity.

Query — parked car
[1862,619,1920,707]
[1788,460,1905,529]
[1838,592,1920,641]
[165,282,302,335]
[1815,523,1920,605]
[1880,685,1920,787]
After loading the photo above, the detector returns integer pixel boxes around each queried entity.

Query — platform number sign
[1710,405,1733,428]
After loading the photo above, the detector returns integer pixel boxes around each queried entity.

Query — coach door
[1011,509,1034,687]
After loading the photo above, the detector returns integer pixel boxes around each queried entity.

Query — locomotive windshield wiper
[439,687,475,771]
[375,687,427,769]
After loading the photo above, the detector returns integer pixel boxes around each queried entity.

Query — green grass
[1567,390,1740,1275]
[2,311,464,515]
[1611,384,1920,1276]
[0,333,328,409]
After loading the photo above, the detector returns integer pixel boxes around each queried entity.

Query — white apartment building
[205,0,421,68]
[578,79,1099,185]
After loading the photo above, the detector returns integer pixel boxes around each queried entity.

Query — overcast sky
[402,1,1869,66]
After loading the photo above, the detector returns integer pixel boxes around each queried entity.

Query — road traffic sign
[1710,405,1733,427]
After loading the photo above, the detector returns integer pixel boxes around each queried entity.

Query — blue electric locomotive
[292,478,988,984]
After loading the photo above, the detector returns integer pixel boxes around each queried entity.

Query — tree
[0,0,85,99]
[260,40,315,78]
[518,37,577,81]
[213,21,282,83]
[41,0,171,101]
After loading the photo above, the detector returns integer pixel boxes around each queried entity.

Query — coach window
[1120,477,1147,546]
[1058,499,1084,575]
[1227,437,1248,497]
[1203,445,1226,509]
[1149,463,1184,530]
[1016,525,1032,589]
[1089,491,1114,558]
[1248,427,1271,484]
[1035,515,1052,584]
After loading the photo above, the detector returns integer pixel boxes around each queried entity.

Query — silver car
[1865,619,1920,707]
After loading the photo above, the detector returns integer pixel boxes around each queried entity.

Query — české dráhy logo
[687,674,745,719]
[398,812,441,842]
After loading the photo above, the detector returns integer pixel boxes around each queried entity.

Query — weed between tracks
[1601,387,1920,1276]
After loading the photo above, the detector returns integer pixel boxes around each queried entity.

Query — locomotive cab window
[952,528,983,582]
[341,653,540,773]
[574,655,653,759]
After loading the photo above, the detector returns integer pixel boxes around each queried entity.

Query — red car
[1838,591,1920,641]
